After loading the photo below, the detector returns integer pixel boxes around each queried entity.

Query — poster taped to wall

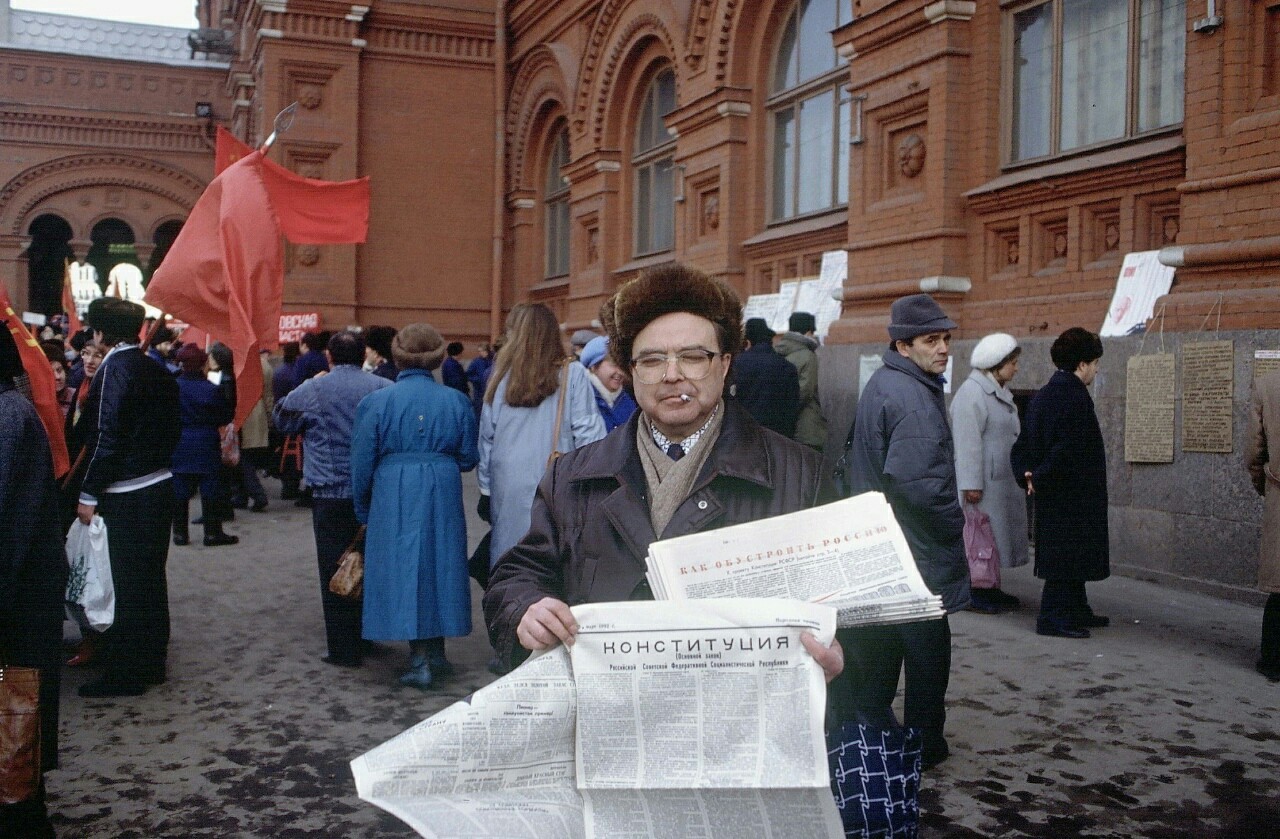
[1100,251,1175,337]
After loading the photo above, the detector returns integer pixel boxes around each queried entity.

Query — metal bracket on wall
[849,95,868,145]
[1193,0,1223,32]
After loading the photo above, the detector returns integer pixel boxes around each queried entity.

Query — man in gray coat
[834,293,970,771]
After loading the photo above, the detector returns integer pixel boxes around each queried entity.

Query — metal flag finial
[261,102,299,152]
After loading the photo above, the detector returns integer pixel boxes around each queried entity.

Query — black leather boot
[203,518,239,547]
[173,499,190,546]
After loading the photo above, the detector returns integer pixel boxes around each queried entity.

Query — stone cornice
[0,109,214,154]
[664,86,752,138]
[835,0,936,61]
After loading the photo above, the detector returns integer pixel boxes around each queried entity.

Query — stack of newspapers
[645,491,946,628]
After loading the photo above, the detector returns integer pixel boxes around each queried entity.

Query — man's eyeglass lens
[632,351,716,383]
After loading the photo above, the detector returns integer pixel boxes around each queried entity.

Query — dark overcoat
[1011,369,1110,581]
[483,399,823,670]
[0,384,67,771]
[848,350,970,612]
[172,373,233,475]
[730,343,801,436]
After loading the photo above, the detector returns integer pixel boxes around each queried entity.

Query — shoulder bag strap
[550,361,569,456]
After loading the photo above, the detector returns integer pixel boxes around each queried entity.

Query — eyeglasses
[630,349,719,384]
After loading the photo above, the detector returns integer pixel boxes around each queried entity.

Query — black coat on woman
[1011,369,1109,581]
[0,382,67,771]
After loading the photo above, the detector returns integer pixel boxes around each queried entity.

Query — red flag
[146,150,369,428]
[2,291,70,477]
[62,259,83,334]
[215,126,252,175]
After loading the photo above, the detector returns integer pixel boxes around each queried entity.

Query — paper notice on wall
[772,282,801,332]
[1254,350,1280,382]
[1100,251,1175,337]
[742,293,781,327]
[1181,340,1234,453]
[859,354,883,397]
[1124,354,1176,463]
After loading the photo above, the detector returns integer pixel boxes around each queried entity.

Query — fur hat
[970,333,1019,371]
[579,335,609,370]
[887,294,956,342]
[604,264,743,369]
[175,342,207,374]
[391,322,446,371]
[86,298,145,341]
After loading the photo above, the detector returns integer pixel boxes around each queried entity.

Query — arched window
[544,125,571,278]
[769,0,852,222]
[632,68,677,256]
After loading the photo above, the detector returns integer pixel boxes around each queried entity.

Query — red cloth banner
[2,290,70,476]
[145,149,369,428]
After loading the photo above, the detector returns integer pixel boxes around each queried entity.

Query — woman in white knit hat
[949,333,1030,613]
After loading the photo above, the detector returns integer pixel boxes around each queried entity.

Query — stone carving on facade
[296,245,321,266]
[297,83,323,110]
[1104,221,1120,252]
[574,0,628,135]
[897,133,925,178]
[702,192,720,234]
[1161,215,1179,244]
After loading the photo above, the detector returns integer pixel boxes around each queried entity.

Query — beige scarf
[637,406,725,538]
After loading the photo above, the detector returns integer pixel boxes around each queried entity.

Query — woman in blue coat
[171,344,238,547]
[351,323,479,689]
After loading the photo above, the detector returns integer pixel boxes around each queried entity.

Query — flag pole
[260,102,298,153]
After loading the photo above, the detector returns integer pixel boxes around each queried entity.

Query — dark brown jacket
[483,399,823,669]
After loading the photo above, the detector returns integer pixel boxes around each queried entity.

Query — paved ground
[45,472,1280,837]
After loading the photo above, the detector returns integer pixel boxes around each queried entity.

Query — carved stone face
[898,134,925,178]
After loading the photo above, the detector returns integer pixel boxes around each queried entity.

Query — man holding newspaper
[483,264,843,681]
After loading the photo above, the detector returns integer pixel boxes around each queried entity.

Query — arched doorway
[86,218,139,293]
[26,214,73,316]
[147,219,184,281]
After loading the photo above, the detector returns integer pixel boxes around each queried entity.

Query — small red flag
[215,126,252,176]
[146,150,369,428]
[2,291,70,477]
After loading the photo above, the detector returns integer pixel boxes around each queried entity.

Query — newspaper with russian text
[645,492,945,627]
[351,599,842,839]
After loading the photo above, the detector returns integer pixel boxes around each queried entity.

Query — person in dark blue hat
[833,292,970,771]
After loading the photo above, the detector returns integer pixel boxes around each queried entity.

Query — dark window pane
[798,0,838,84]
[1011,4,1053,160]
[773,107,796,220]
[837,93,850,205]
[774,10,798,92]
[652,156,675,252]
[636,166,652,253]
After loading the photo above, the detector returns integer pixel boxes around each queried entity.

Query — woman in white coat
[478,303,605,566]
[950,333,1029,613]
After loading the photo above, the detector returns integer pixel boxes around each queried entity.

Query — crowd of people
[3,262,1278,836]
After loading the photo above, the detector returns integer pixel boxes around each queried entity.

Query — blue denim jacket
[273,364,391,497]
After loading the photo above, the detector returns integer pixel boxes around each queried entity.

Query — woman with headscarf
[950,333,1030,614]
[1012,327,1109,639]
[171,343,238,547]
[578,334,638,432]
[478,303,605,566]
[0,324,66,836]
[351,324,479,689]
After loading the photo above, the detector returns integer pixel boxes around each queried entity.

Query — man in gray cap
[569,328,599,360]
[832,292,970,770]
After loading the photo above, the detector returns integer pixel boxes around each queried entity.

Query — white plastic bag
[65,515,115,631]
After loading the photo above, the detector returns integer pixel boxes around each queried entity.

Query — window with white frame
[769,0,852,222]
[544,125,571,278]
[1008,0,1185,163]
[633,69,677,256]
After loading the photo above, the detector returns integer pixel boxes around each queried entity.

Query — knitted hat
[604,264,743,369]
[570,329,598,349]
[970,333,1019,371]
[887,294,956,342]
[391,322,446,371]
[175,342,207,374]
[744,318,775,346]
[579,335,609,370]
[86,297,145,341]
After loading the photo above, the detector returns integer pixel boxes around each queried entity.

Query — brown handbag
[328,525,367,600]
[0,665,41,805]
[546,361,569,468]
